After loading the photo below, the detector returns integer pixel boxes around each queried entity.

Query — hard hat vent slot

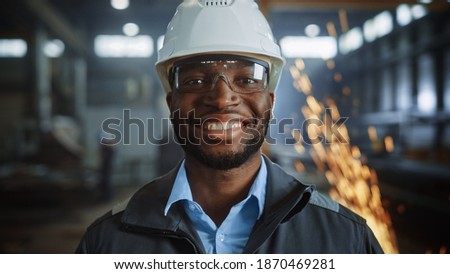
[200,0,233,7]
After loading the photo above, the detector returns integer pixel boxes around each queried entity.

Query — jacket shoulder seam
[308,191,366,226]
[308,191,339,212]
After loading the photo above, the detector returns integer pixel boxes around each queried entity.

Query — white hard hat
[156,0,285,93]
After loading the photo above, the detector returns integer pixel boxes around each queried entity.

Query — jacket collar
[243,156,314,253]
[120,155,314,253]
[264,155,314,221]
[121,162,185,232]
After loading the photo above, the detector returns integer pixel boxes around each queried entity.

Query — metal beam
[23,0,89,55]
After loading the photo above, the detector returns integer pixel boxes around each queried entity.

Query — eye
[179,76,208,91]
[241,78,257,84]
[180,75,207,89]
[235,77,259,86]
[185,79,205,86]
[233,75,267,93]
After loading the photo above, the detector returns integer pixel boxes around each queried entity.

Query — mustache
[170,109,272,126]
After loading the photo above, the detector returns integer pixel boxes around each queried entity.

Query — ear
[268,91,275,120]
[269,91,275,106]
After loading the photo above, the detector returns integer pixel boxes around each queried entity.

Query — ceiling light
[305,24,320,37]
[123,23,139,37]
[111,0,129,10]
[0,39,27,57]
[339,27,363,54]
[280,36,337,59]
[94,35,154,58]
[411,5,428,19]
[43,39,65,58]
[363,11,393,42]
[396,4,412,26]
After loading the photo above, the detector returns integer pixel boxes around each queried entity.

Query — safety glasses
[171,55,269,94]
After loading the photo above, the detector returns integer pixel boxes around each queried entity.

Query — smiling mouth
[205,121,241,131]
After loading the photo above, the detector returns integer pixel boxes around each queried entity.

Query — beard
[172,111,270,170]
[182,130,265,170]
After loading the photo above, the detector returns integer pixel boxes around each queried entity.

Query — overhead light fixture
[411,5,428,19]
[396,4,428,27]
[43,39,65,58]
[396,4,413,26]
[94,35,154,58]
[339,27,363,54]
[305,24,320,37]
[0,39,27,57]
[123,23,139,37]
[111,0,129,10]
[363,11,393,42]
[280,36,337,59]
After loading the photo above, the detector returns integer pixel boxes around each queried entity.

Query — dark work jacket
[76,156,384,254]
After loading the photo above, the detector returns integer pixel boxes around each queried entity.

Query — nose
[203,75,240,110]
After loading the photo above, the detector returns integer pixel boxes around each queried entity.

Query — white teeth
[206,122,240,130]
[207,123,223,130]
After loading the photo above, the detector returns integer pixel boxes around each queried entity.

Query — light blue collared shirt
[164,158,267,254]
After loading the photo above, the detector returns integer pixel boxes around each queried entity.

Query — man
[76,0,383,254]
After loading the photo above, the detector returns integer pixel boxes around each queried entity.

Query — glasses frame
[169,54,270,94]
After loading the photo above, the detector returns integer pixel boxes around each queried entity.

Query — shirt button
[219,233,225,242]
[189,204,196,211]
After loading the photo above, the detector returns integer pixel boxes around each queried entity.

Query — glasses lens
[173,57,268,93]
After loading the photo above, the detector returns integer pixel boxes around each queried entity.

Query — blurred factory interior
[0,0,449,254]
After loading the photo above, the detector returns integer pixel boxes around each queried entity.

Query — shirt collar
[164,160,193,216]
[164,157,267,218]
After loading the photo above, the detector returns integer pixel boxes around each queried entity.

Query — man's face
[166,56,274,170]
